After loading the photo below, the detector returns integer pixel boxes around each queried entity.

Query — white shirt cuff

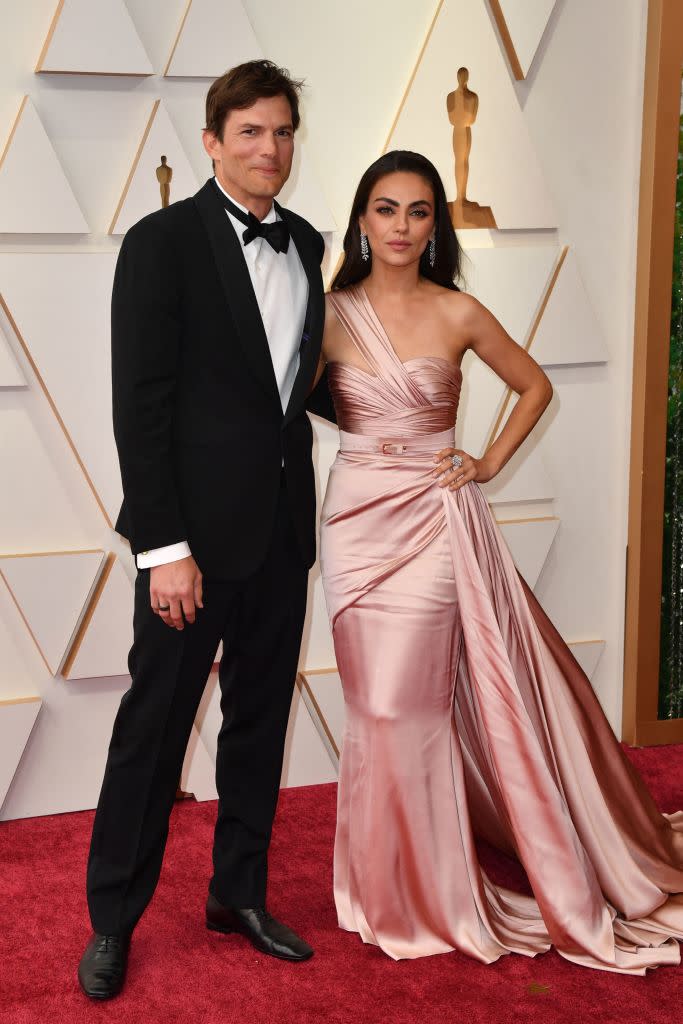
[136,541,192,568]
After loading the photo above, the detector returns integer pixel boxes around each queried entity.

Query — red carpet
[1,744,682,1024]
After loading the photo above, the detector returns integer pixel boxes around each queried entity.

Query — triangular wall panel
[0,699,42,809]
[64,556,133,679]
[36,0,153,76]
[165,0,260,77]
[0,97,88,233]
[300,671,345,764]
[280,683,338,788]
[496,516,560,588]
[461,245,559,335]
[568,639,605,680]
[482,445,554,505]
[109,100,200,235]
[490,0,558,79]
[0,404,105,553]
[387,0,556,228]
[0,321,25,388]
[279,145,337,233]
[0,253,120,525]
[163,0,336,232]
[530,249,609,367]
[0,551,105,674]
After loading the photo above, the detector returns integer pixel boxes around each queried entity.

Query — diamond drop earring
[429,236,436,268]
[360,232,370,262]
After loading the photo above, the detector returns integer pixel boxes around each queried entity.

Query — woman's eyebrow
[372,197,432,208]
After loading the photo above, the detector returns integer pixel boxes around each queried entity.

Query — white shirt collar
[213,176,278,224]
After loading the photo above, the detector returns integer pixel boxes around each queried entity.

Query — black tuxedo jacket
[111,178,335,580]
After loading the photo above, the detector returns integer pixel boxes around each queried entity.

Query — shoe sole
[78,978,124,1001]
[205,920,314,961]
[79,988,122,1001]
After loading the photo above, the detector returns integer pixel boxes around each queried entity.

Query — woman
[314,150,683,973]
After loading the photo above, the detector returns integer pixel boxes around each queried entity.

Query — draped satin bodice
[327,286,462,437]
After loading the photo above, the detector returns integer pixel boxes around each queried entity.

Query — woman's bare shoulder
[438,288,495,333]
[442,287,481,313]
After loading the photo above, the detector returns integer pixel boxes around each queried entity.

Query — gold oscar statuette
[156,155,173,208]
[446,68,496,229]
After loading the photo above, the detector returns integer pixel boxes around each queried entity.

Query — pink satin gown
[319,284,683,974]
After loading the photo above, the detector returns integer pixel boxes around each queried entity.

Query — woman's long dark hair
[332,150,462,292]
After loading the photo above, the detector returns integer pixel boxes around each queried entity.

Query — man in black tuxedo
[78,60,335,1000]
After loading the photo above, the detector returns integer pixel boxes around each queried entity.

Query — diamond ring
[451,454,463,469]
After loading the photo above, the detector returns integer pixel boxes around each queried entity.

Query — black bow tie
[242,215,290,253]
[216,185,290,254]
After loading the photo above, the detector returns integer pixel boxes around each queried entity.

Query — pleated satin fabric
[319,284,683,974]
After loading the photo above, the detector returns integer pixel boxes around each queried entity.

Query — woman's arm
[310,293,338,393]
[311,353,326,392]
[467,294,552,476]
[305,295,338,424]
[434,293,553,490]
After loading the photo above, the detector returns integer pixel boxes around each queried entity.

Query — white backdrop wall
[0,0,646,820]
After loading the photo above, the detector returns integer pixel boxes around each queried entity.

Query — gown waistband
[338,427,455,456]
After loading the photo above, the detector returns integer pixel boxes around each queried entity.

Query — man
[78,60,335,1000]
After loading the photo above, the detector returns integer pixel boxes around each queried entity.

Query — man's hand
[150,556,203,630]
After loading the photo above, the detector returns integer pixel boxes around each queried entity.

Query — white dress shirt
[137,179,309,569]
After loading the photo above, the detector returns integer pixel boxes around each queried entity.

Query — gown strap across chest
[328,285,438,409]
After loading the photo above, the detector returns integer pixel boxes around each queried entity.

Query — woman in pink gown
[315,151,683,974]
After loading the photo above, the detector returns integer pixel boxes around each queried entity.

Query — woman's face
[359,171,435,269]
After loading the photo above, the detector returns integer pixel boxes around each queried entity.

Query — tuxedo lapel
[193,180,280,403]
[278,203,325,427]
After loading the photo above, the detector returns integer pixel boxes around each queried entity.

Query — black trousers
[86,480,308,937]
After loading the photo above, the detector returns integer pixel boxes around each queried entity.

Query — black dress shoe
[206,893,313,961]
[78,933,130,1000]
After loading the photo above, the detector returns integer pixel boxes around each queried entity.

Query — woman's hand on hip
[431,447,498,491]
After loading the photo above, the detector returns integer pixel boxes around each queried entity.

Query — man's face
[202,94,295,207]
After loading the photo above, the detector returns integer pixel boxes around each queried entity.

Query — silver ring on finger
[157,604,170,611]
[451,454,463,469]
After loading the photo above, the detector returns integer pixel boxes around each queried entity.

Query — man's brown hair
[205,59,304,140]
